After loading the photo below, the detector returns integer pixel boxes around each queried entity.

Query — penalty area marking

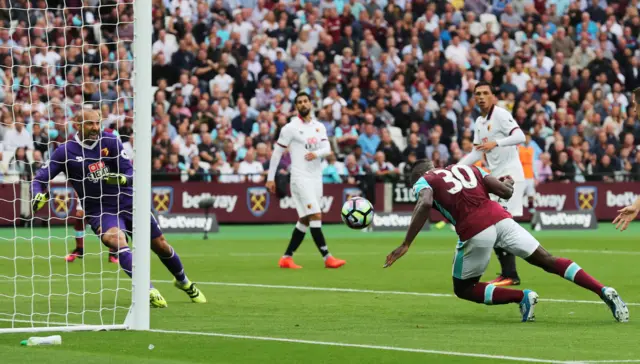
[148,329,567,363]
[155,280,640,307]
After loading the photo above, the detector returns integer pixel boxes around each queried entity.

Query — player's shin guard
[454,279,524,305]
[553,258,604,295]
[309,220,330,258]
[284,221,307,257]
[159,247,187,284]
[494,247,518,278]
[73,218,84,249]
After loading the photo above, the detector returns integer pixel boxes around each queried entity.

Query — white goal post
[0,0,151,333]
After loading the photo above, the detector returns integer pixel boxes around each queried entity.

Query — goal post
[0,0,152,334]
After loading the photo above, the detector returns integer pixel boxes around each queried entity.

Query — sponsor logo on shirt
[87,161,110,183]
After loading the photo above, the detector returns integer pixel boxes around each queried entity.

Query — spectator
[425,131,450,164]
[238,148,264,183]
[322,153,343,184]
[370,151,399,182]
[4,115,34,151]
[357,123,380,163]
[535,152,554,184]
[187,155,208,182]
[595,154,616,182]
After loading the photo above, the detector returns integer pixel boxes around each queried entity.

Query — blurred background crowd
[1,0,640,186]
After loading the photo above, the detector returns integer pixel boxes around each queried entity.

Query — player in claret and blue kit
[31,109,206,308]
[384,159,628,322]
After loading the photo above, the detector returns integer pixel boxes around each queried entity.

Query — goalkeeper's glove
[32,192,50,213]
[103,173,128,186]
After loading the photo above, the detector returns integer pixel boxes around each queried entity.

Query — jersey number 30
[434,165,478,194]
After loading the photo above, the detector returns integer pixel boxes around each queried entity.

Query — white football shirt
[276,116,328,182]
[473,105,525,181]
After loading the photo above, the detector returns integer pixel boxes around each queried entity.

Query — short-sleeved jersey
[413,164,511,241]
[473,105,525,181]
[32,132,133,214]
[276,116,329,182]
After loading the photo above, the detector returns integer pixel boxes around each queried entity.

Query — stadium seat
[388,126,407,152]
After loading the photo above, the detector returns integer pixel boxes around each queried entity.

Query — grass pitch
[1,222,639,363]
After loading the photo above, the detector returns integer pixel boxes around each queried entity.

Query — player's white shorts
[290,178,323,218]
[452,218,540,280]
[490,180,524,217]
[523,179,535,198]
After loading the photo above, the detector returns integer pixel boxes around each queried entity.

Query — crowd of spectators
[1,0,640,185]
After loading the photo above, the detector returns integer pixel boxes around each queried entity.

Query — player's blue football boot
[601,287,629,322]
[519,289,538,322]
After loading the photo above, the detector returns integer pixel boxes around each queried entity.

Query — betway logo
[182,192,237,212]
[373,214,411,227]
[279,196,333,213]
[606,191,640,208]
[534,193,566,211]
[539,212,592,228]
[157,215,213,231]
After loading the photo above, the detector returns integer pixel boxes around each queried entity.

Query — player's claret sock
[552,258,604,295]
[74,217,84,249]
[309,220,346,268]
[457,282,524,305]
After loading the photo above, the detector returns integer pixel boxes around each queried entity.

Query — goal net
[0,0,151,333]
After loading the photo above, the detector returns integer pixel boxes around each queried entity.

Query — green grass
[1,223,639,363]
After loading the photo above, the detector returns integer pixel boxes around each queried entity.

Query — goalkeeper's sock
[309,220,329,258]
[159,247,187,284]
[73,218,84,249]
[117,247,133,278]
[284,222,306,257]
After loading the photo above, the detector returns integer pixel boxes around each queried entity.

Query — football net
[0,1,152,333]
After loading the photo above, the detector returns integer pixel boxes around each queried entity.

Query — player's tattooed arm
[384,188,433,268]
[484,175,514,200]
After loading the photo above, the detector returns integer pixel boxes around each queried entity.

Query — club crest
[151,187,174,215]
[247,187,269,217]
[49,187,76,218]
[575,186,597,210]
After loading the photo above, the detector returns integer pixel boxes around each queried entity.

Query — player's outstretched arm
[613,197,640,232]
[384,188,433,268]
[457,148,483,165]
[484,174,514,200]
[31,147,65,213]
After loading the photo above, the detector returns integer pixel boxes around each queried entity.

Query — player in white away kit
[266,92,346,269]
[458,82,526,286]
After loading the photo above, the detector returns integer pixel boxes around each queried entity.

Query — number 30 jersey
[412,165,511,241]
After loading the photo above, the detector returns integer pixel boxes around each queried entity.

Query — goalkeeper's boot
[174,279,207,303]
[108,249,119,264]
[149,288,168,308]
[489,275,520,287]
[65,248,84,263]
[519,289,538,322]
[601,287,629,322]
[279,256,302,269]
[324,256,346,269]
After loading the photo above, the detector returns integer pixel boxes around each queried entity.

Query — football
[341,197,374,230]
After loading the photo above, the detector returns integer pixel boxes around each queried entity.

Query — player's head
[409,159,434,186]
[473,81,494,110]
[294,92,312,117]
[75,108,102,141]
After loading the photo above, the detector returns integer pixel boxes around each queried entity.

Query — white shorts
[452,218,540,280]
[490,180,524,217]
[290,179,323,218]
[523,179,535,198]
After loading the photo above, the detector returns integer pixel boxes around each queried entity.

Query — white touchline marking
[148,329,567,363]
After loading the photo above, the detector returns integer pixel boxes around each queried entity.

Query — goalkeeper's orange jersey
[518,145,535,179]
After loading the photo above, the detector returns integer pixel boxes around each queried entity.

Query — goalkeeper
[32,109,206,308]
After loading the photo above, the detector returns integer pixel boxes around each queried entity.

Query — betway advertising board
[392,182,640,221]
[22,182,384,225]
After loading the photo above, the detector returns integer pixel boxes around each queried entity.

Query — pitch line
[148,329,567,363]
[156,280,640,307]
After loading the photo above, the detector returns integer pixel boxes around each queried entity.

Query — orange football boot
[324,256,346,269]
[279,256,302,269]
[488,275,520,286]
